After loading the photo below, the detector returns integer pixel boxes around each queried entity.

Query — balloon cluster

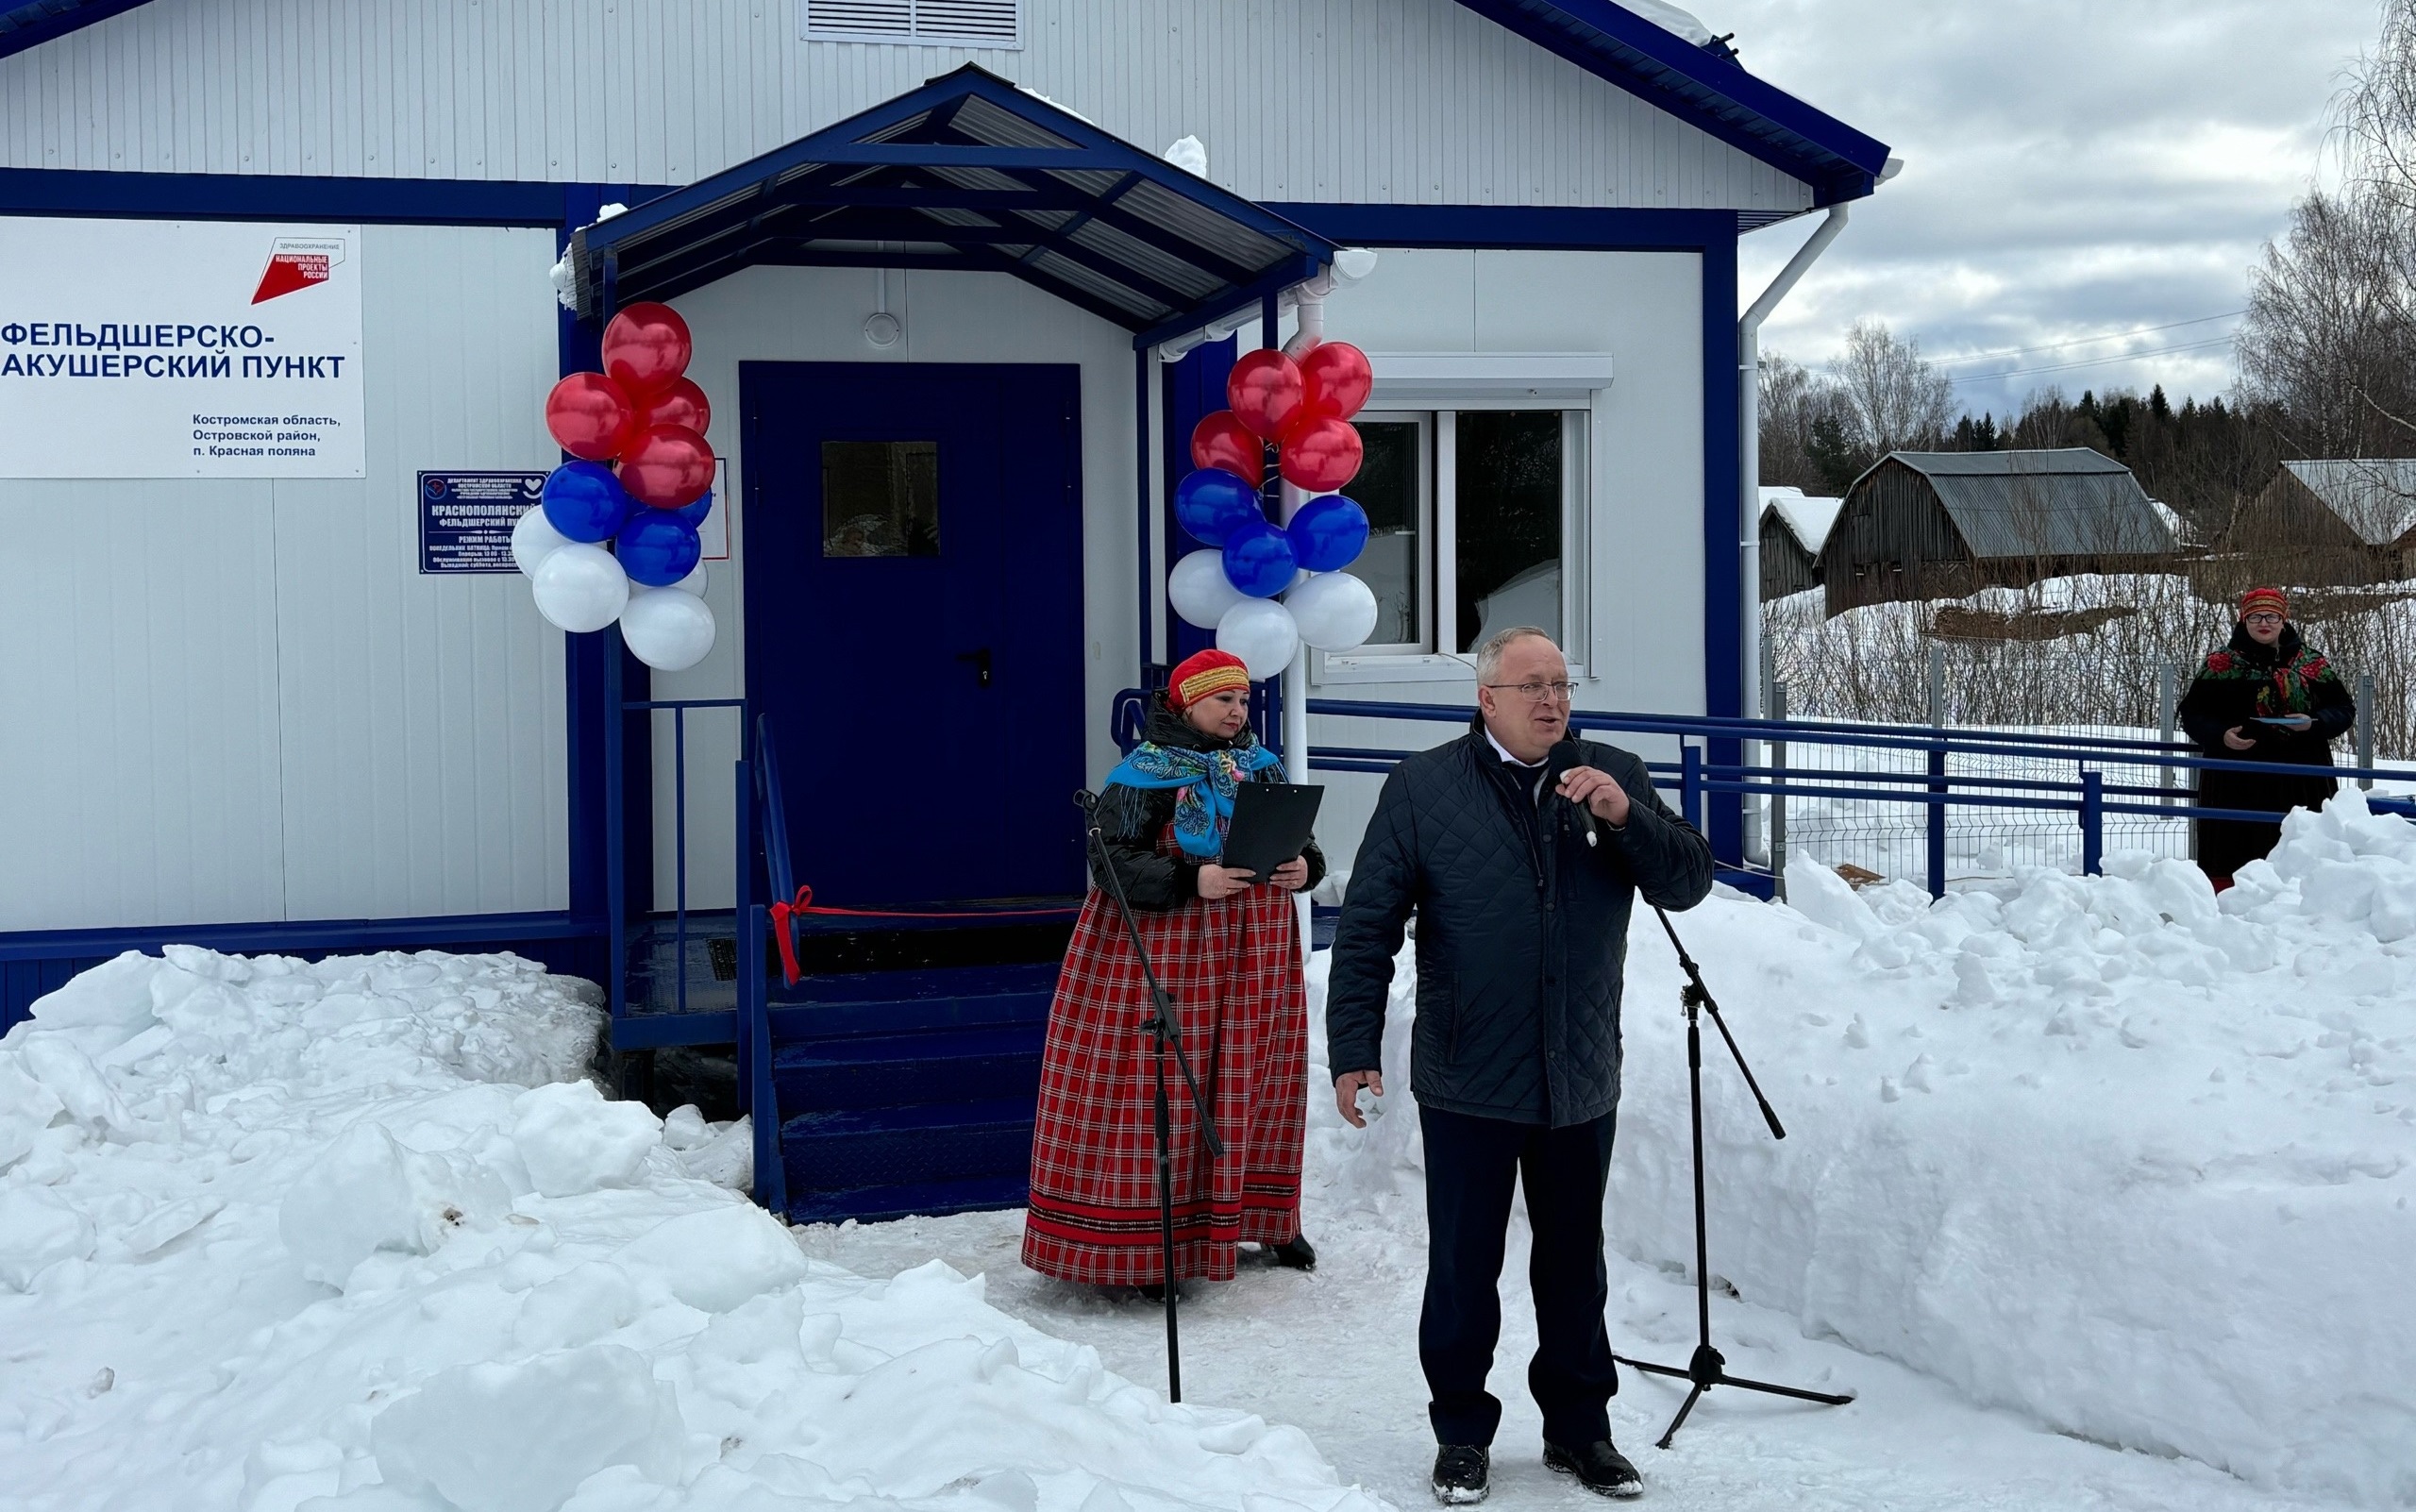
[513,301,718,672]
[1169,341,1383,678]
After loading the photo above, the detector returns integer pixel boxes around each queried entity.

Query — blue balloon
[1175,467,1263,546]
[1221,519,1298,598]
[542,461,633,544]
[673,487,714,527]
[1286,494,1370,572]
[616,510,703,588]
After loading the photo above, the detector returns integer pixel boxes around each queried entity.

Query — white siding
[646,263,1141,910]
[0,221,567,932]
[1296,247,1705,872]
[0,0,1814,213]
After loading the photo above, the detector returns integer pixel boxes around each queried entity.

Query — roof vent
[805,0,1022,48]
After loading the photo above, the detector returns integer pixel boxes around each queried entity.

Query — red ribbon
[764,884,1082,986]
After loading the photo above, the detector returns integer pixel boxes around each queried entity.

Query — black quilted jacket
[1325,725,1714,1127]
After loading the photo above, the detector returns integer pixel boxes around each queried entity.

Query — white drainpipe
[1736,195,1859,867]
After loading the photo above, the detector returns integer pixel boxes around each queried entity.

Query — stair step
[769,961,1061,1039]
[772,1023,1044,1111]
[781,1097,1035,1194]
[783,1172,1031,1227]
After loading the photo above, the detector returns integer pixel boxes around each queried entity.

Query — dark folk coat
[1090,704,1327,910]
[1324,723,1716,1128]
[2177,623,2357,878]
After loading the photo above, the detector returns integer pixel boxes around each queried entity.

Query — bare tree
[1828,319,1955,457]
[1758,350,1855,491]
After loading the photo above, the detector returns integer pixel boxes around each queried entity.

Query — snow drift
[0,947,1381,1512]
[1310,794,2416,1507]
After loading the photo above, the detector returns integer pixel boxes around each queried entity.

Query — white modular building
[0,0,1891,1039]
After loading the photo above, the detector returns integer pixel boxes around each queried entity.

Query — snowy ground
[6,795,2413,1511]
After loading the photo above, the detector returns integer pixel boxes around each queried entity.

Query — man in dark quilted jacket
[1327,626,1713,1504]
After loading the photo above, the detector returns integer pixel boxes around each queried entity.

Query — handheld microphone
[1546,739,1598,848]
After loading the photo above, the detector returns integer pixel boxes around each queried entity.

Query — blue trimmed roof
[0,0,147,59]
[1453,0,1890,205]
[567,67,1335,349]
[4,0,1890,207]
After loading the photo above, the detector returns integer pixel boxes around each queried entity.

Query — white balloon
[619,585,717,671]
[1216,597,1300,680]
[671,561,709,596]
[531,544,629,633]
[511,505,574,578]
[1168,547,1250,630]
[1285,570,1381,651]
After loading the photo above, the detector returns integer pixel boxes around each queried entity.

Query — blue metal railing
[1296,697,2416,894]
[608,697,747,1026]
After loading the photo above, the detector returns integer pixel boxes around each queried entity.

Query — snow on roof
[1616,0,1717,46]
[2281,458,2416,546]
[1762,487,1844,553]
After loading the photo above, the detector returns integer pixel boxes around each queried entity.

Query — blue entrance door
[742,361,1087,905]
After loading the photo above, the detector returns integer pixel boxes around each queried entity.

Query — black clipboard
[1221,782,1324,880]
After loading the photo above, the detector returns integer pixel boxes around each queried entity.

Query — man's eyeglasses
[1484,680,1578,702]
[2244,613,2284,626]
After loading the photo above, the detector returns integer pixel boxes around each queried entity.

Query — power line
[1945,334,2238,386]
[1933,310,2247,366]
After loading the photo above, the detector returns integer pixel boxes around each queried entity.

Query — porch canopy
[562,65,1339,350]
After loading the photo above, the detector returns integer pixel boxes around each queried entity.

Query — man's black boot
[1430,1445,1489,1504]
[1544,1439,1643,1499]
[1268,1235,1317,1270]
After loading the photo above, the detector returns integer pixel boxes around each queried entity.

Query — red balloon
[1299,341,1374,421]
[545,371,635,461]
[601,302,693,397]
[1278,416,1364,494]
[636,376,712,437]
[1189,410,1264,484]
[619,423,715,509]
[1226,349,1305,441]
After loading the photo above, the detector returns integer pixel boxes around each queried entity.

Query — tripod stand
[1610,904,1854,1448]
[1074,791,1224,1403]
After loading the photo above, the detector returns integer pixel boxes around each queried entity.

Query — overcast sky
[1721,0,2385,422]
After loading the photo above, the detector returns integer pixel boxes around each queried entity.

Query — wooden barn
[1758,484,1841,599]
[1818,448,2176,615]
[2216,460,2416,587]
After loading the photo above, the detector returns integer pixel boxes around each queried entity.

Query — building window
[1332,409,1589,661]
[822,441,940,557]
[803,0,1022,47]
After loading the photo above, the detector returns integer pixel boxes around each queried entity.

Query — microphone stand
[1609,901,1854,1447]
[1074,790,1225,1404]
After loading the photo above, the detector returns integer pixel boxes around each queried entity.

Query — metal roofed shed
[561,65,1337,350]
[1818,448,2178,615]
[2212,459,2416,584]
[1758,485,1841,599]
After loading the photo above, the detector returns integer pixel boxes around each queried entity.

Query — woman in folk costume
[2178,586,2357,887]
[1023,649,1325,1289]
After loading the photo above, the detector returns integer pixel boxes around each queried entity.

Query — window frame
[1313,401,1593,685]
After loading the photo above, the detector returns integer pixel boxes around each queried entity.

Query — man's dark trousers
[1419,1102,1619,1448]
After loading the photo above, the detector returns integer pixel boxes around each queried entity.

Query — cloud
[1721,0,2380,418]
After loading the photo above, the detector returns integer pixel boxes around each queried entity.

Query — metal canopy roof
[1457,0,1892,207]
[563,66,1336,350]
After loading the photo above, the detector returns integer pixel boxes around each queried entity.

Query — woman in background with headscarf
[2178,586,2357,888]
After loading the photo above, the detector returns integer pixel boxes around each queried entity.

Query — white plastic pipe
[1737,202,1850,865]
[1284,290,1326,958]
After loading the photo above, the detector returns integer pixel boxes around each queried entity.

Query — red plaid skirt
[1021,872,1308,1286]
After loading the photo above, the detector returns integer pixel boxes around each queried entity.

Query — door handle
[957,647,993,688]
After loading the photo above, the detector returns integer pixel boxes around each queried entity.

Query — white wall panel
[271,223,568,921]
[0,484,288,931]
[0,0,1815,212]
[1300,246,1705,874]
[0,221,567,933]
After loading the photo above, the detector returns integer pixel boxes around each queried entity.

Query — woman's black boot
[1269,1235,1317,1270]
